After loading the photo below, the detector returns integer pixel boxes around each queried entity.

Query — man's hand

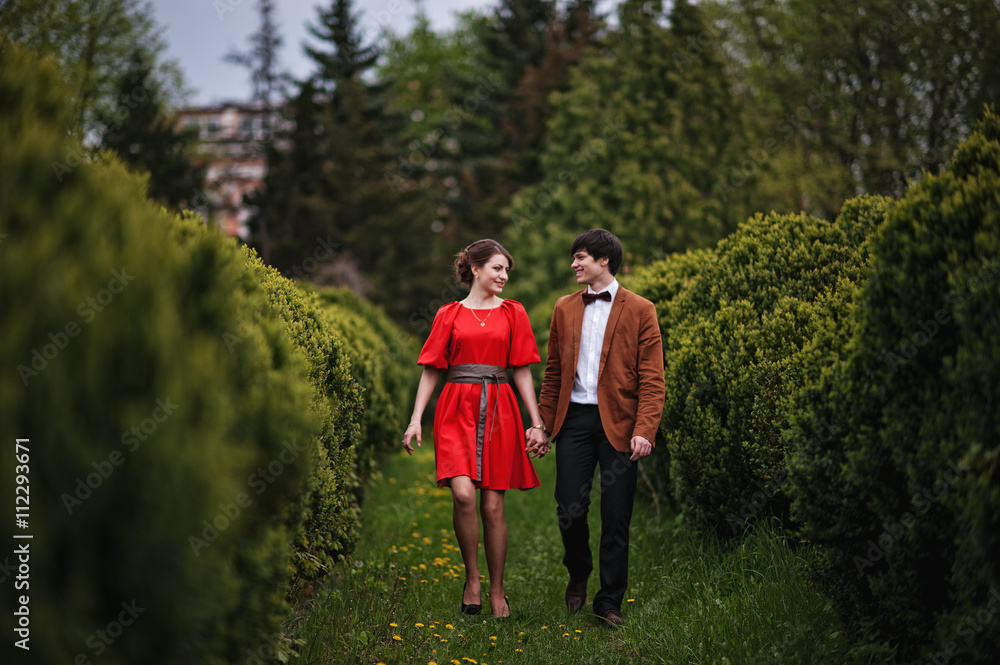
[629,435,652,461]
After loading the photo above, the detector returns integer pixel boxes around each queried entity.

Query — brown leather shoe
[598,608,624,627]
[565,579,587,613]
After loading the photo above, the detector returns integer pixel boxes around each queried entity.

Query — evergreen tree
[252,0,438,320]
[95,49,204,210]
[504,0,743,308]
[225,0,287,263]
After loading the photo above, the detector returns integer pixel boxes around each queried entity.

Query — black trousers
[554,402,638,614]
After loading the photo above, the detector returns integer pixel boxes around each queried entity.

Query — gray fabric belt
[446,364,509,481]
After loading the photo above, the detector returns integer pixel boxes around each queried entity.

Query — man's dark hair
[571,229,623,275]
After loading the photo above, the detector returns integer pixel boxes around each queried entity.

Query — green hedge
[306,286,419,482]
[630,198,890,538]
[242,250,365,593]
[0,45,318,664]
[787,111,1000,662]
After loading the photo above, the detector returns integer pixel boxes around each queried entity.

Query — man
[533,229,665,627]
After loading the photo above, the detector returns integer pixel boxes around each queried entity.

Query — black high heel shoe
[461,581,481,615]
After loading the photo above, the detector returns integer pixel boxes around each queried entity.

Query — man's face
[571,248,609,287]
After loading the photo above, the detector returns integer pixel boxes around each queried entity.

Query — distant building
[176,102,289,239]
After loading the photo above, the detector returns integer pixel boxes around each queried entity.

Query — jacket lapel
[569,290,585,376]
[598,288,627,378]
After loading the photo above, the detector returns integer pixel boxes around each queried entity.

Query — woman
[403,239,550,619]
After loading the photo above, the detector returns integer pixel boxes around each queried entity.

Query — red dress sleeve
[504,300,541,367]
[417,302,460,369]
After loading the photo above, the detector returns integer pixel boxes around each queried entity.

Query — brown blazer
[538,286,665,452]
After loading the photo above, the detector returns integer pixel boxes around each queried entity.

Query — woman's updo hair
[454,239,514,286]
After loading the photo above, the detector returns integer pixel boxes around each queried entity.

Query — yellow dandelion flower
[541,625,548,630]
[451,661,461,665]
[392,635,402,641]
[627,598,635,602]
[441,638,448,642]
[518,631,525,636]
[516,649,523,653]
[429,662,438,665]
[389,477,396,483]
[390,623,398,627]
[419,563,427,570]
[445,623,454,629]
[489,635,497,640]
[416,623,425,627]
[574,629,582,633]
[462,658,478,664]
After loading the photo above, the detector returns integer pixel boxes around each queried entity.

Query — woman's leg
[450,476,481,605]
[480,489,510,617]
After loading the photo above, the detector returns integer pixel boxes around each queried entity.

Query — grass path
[286,444,896,665]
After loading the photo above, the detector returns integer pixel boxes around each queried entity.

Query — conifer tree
[95,49,204,211]
[504,0,743,308]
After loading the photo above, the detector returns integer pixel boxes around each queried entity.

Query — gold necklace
[468,301,497,327]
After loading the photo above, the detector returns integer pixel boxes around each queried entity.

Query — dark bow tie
[582,291,612,304]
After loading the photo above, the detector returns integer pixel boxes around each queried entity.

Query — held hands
[525,426,550,458]
[402,422,421,455]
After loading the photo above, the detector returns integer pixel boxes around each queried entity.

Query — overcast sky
[150,0,496,107]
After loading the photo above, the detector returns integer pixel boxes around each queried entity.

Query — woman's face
[473,253,510,296]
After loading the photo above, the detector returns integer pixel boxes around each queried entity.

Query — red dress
[418,299,542,490]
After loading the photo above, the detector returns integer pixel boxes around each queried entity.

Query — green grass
[284,444,896,665]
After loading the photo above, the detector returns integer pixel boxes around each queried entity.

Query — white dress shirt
[570,279,619,405]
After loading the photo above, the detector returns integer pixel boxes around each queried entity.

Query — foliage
[504,0,744,309]
[241,249,366,593]
[306,285,421,484]
[95,48,205,211]
[0,45,316,664]
[249,0,442,321]
[0,0,186,133]
[787,110,1000,662]
[707,0,1000,209]
[631,197,891,539]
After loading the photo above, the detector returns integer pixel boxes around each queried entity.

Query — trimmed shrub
[787,111,1000,662]
[631,198,891,538]
[241,250,365,592]
[0,45,318,664]
[626,247,714,503]
[306,286,419,481]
